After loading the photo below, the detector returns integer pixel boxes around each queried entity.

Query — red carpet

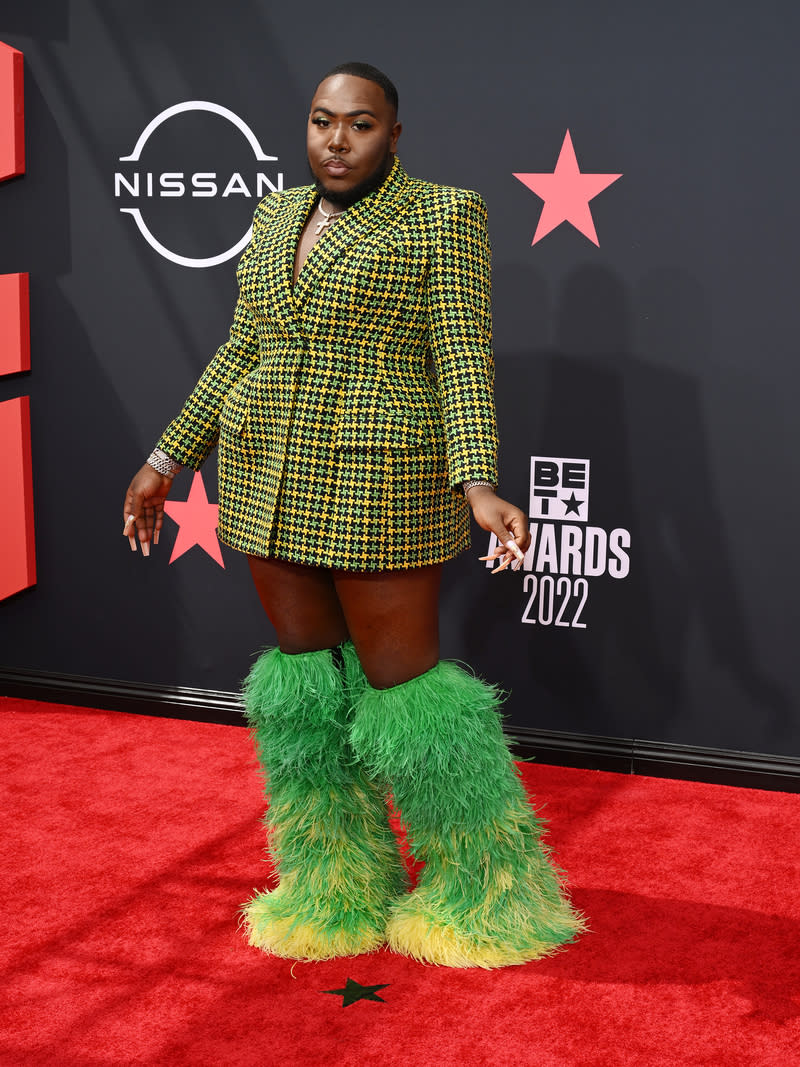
[2,697,799,1065]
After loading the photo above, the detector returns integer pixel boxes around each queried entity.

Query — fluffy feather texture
[241,645,406,960]
[243,644,353,787]
[350,660,587,968]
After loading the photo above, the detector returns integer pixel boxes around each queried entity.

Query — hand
[122,463,175,557]
[467,485,531,574]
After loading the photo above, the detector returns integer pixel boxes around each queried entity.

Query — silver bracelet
[147,448,183,479]
[463,479,495,498]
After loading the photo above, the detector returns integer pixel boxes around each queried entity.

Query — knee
[277,633,347,656]
[357,650,440,690]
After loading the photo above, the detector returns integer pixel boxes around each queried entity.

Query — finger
[140,506,152,551]
[507,513,532,553]
[504,539,525,564]
[124,487,146,535]
[495,528,525,564]
[142,503,154,541]
[479,543,509,559]
[123,485,141,527]
[491,554,513,574]
[153,503,165,546]
[137,505,155,556]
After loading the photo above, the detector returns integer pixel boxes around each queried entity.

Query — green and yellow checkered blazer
[156,157,498,570]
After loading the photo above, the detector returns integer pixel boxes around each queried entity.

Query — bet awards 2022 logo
[485,457,631,629]
[114,101,284,268]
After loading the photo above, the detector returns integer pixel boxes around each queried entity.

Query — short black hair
[319,62,398,115]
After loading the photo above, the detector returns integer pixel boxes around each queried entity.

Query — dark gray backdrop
[1,0,797,760]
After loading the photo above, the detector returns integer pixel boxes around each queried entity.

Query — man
[123,62,584,967]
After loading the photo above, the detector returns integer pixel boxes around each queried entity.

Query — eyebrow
[312,106,378,118]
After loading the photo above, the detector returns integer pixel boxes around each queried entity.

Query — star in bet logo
[514,130,622,246]
[164,471,224,567]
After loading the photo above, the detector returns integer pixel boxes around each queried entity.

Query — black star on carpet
[322,978,390,1006]
[562,492,583,516]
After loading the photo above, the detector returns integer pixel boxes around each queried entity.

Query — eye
[311,116,330,127]
[352,120,372,131]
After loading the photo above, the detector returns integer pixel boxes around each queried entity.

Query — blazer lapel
[261,186,316,318]
[293,157,413,307]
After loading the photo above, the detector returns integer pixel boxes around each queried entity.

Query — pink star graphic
[163,471,224,568]
[514,130,622,246]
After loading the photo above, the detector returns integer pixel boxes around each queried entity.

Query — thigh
[247,555,350,653]
[332,565,442,689]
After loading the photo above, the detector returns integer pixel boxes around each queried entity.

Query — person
[122,61,585,968]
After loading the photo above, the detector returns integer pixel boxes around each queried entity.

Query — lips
[322,158,351,177]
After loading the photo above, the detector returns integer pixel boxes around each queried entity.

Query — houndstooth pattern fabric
[156,158,498,571]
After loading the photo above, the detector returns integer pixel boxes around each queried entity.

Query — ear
[390,121,402,153]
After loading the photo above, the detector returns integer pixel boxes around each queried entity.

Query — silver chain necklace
[314,198,345,236]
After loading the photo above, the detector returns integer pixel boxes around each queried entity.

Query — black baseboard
[2,667,799,793]
[508,726,800,792]
[0,668,244,726]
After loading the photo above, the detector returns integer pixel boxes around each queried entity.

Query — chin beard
[310,152,394,208]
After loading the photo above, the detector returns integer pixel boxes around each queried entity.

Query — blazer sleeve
[426,190,499,489]
[154,210,266,469]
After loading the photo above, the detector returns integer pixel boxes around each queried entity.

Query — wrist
[147,448,182,479]
[463,479,495,503]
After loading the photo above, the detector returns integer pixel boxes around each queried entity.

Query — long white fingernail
[142,541,150,558]
[505,541,524,562]
[124,515,135,529]
[153,530,160,545]
[128,535,137,552]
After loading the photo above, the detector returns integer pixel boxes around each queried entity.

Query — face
[307,74,401,207]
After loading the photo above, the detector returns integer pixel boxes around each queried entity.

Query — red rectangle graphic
[0,42,24,181]
[0,272,30,375]
[0,396,36,598]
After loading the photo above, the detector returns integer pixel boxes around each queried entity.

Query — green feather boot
[241,643,407,960]
[349,661,586,968]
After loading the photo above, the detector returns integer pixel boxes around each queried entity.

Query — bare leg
[247,554,441,684]
[247,555,350,652]
[332,564,442,689]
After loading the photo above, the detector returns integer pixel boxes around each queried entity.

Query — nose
[327,122,350,153]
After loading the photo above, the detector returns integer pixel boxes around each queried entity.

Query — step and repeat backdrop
[1,0,797,756]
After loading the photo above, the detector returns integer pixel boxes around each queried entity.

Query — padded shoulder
[406,178,487,218]
[252,184,314,223]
